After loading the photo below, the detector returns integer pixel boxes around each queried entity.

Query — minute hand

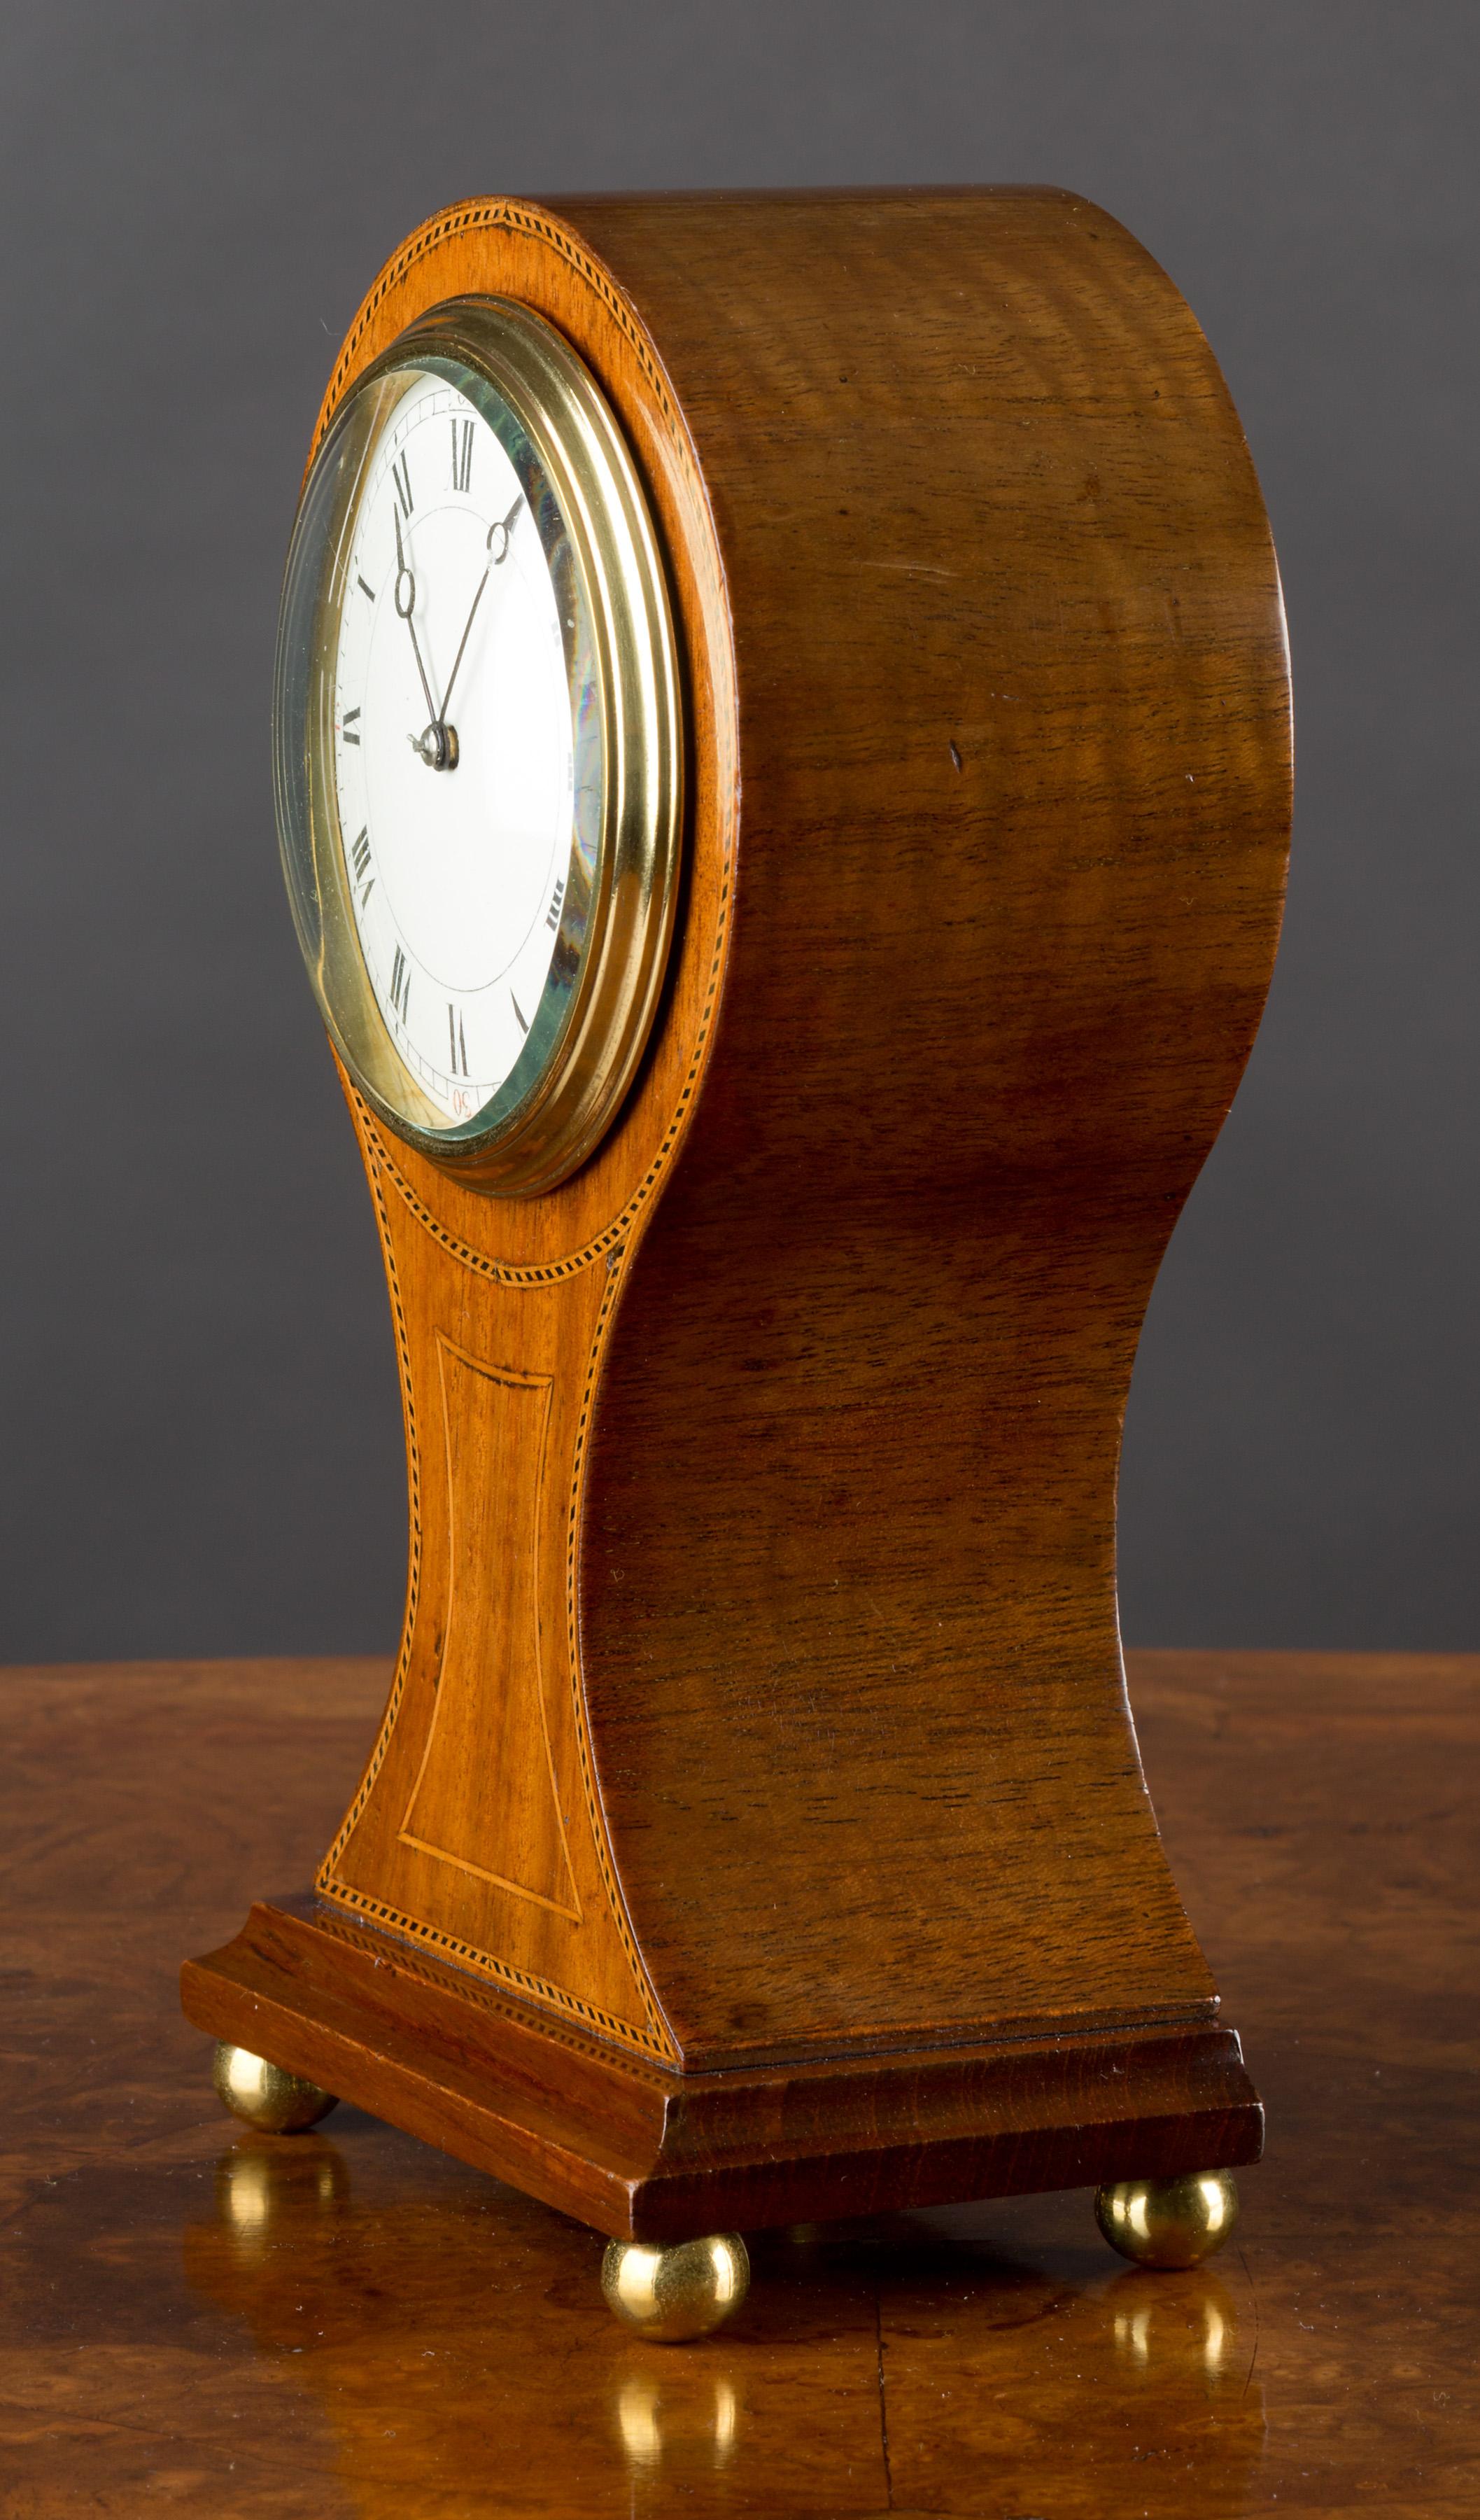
[437,495,524,730]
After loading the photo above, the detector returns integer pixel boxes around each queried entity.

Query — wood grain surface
[252,192,1291,2108]
[6,1652,1479,2517]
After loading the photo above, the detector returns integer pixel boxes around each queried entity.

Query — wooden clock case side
[183,189,1290,2243]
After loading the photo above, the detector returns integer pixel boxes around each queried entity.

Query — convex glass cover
[274,298,682,1194]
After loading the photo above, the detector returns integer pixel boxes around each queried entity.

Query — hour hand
[393,508,440,734]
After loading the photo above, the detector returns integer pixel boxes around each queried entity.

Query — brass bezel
[275,296,683,1197]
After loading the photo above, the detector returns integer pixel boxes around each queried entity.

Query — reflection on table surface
[178,2114,1261,2519]
[6,1651,1479,2515]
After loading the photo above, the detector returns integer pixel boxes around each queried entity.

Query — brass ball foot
[211,2040,339,2134]
[1094,2168,1241,2269]
[600,2232,750,2342]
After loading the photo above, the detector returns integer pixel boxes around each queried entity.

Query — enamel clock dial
[274,298,682,1194]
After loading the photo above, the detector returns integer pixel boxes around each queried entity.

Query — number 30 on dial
[273,297,682,1196]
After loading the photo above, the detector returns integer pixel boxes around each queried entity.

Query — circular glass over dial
[274,298,682,1195]
[333,368,575,1116]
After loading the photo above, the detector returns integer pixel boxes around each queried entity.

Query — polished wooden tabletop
[2,1650,1477,2516]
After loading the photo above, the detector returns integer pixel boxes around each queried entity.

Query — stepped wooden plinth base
[182,1898,1262,2244]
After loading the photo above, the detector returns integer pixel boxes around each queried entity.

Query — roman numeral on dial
[350,827,374,906]
[511,993,529,1037]
[448,1004,468,1074]
[451,418,474,494]
[390,947,411,1024]
[546,876,565,932]
[392,451,414,516]
[342,707,360,746]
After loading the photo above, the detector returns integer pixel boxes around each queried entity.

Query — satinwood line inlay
[396,1336,579,1919]
[316,1125,671,2055]
[313,197,684,470]
[351,867,733,1288]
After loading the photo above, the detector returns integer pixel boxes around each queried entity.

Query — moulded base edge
[181,1895,1264,2243]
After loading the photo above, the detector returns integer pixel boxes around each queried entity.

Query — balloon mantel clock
[183,188,1290,2339]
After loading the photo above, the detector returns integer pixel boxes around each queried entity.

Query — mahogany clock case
[183,187,1290,2242]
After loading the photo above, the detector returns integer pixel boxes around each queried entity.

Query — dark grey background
[0,2,1473,1661]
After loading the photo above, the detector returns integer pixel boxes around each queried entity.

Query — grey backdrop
[0,1,1473,1661]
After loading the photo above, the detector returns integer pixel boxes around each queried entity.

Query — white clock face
[331,372,576,1123]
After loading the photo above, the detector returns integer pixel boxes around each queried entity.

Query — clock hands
[394,507,453,769]
[398,494,523,774]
